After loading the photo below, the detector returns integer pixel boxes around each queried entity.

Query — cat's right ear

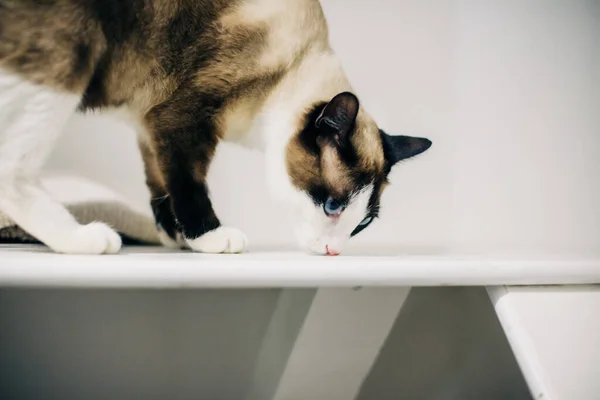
[380,130,432,167]
[315,92,359,147]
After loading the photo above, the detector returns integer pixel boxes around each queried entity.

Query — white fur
[0,68,122,254]
[257,52,350,196]
[186,227,248,254]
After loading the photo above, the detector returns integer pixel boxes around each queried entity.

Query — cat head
[278,91,432,255]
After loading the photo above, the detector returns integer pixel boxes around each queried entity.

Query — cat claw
[185,227,248,254]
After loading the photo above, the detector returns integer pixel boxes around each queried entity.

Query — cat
[0,0,432,256]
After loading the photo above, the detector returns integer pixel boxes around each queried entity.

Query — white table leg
[265,287,411,400]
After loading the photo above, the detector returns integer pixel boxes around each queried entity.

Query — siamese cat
[0,0,431,255]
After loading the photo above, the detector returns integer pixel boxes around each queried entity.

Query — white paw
[157,227,186,249]
[185,227,248,254]
[52,222,122,255]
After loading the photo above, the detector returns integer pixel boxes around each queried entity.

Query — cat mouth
[325,245,340,256]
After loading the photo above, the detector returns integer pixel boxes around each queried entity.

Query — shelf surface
[1,244,599,288]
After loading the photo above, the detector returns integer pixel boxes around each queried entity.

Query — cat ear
[315,92,359,144]
[380,130,432,167]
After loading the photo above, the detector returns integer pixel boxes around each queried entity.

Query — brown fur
[1,0,292,239]
[285,99,386,205]
[0,0,431,245]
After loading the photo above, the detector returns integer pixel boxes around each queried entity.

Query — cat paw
[185,227,248,254]
[52,222,122,254]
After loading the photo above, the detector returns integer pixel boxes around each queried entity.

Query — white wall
[47,0,600,254]
[451,0,600,255]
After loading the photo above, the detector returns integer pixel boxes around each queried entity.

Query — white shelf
[1,244,599,288]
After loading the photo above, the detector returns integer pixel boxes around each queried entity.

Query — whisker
[151,194,170,202]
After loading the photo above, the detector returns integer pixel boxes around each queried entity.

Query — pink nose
[325,245,340,256]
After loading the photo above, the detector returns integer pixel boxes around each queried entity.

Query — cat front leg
[0,69,121,254]
[145,97,248,254]
[138,136,185,249]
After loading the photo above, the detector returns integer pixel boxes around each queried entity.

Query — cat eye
[324,197,344,216]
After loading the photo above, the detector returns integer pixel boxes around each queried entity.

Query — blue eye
[359,216,373,226]
[324,197,344,215]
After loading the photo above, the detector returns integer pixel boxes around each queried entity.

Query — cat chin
[300,238,346,256]
[294,222,348,255]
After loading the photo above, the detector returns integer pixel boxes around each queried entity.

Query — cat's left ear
[380,130,432,167]
[315,92,359,145]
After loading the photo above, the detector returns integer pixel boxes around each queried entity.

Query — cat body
[0,0,431,255]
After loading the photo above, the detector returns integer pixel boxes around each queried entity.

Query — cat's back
[0,0,238,93]
[0,0,331,113]
[0,0,103,91]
